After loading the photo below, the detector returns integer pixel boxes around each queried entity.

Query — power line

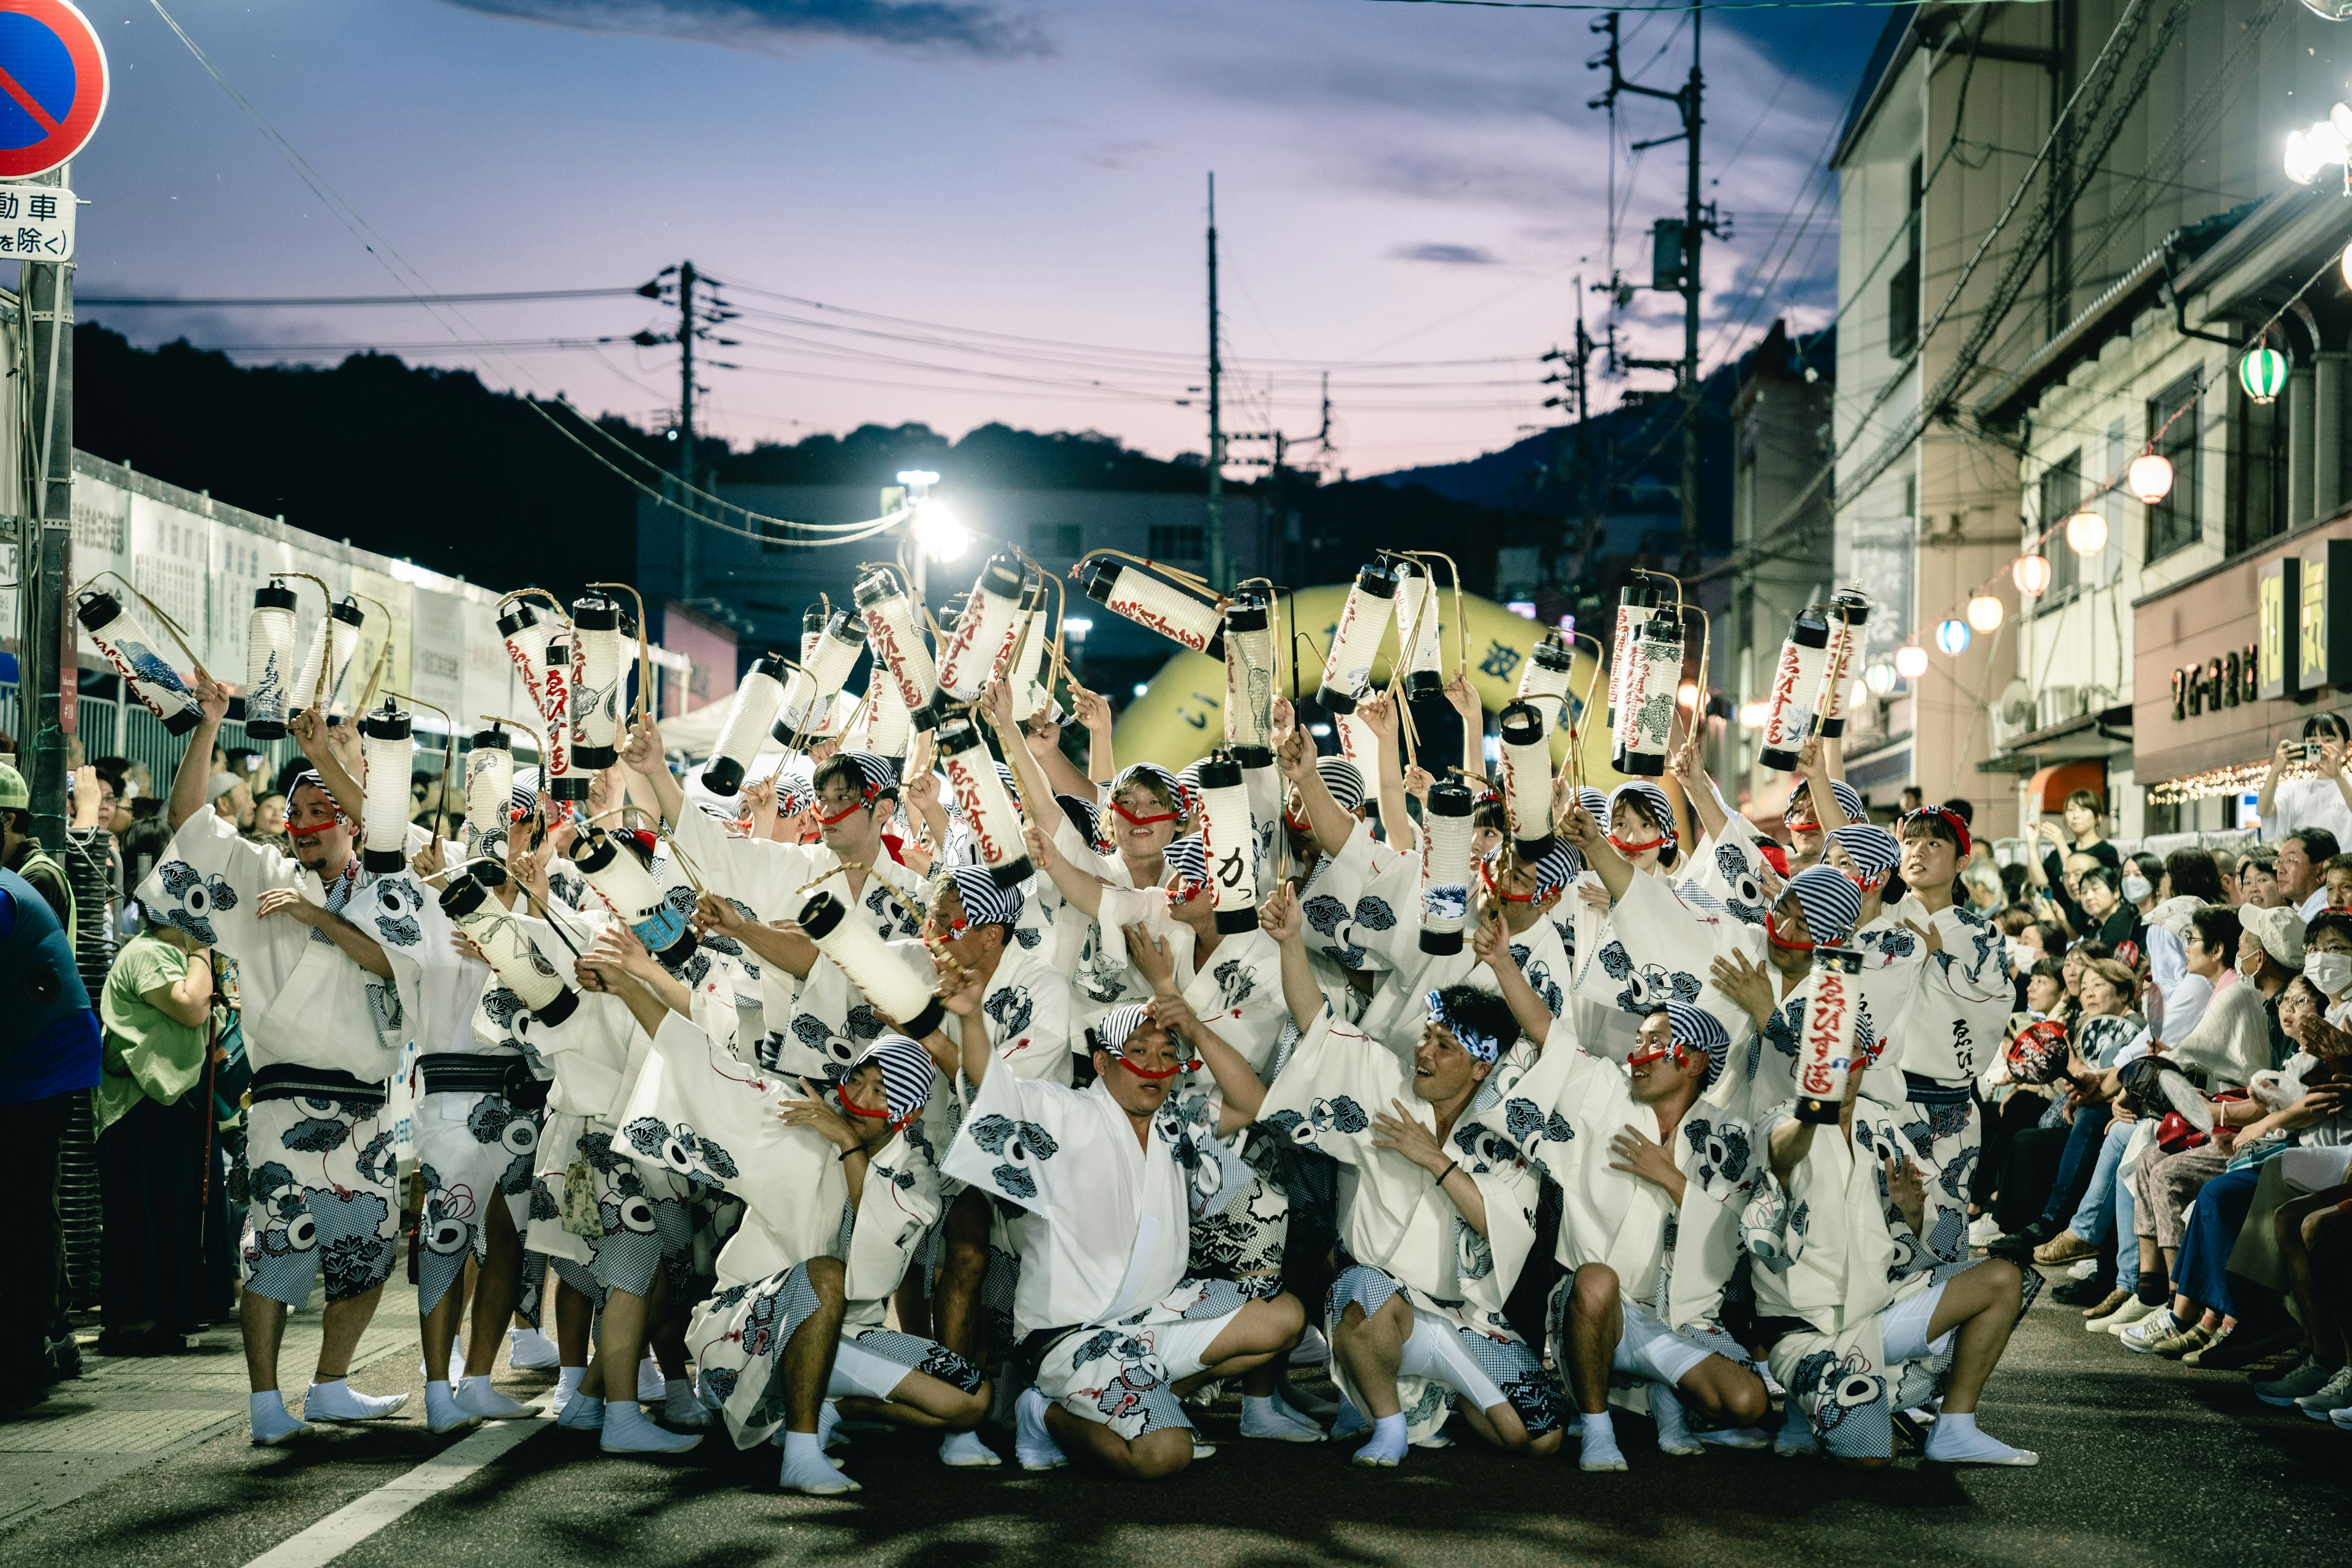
[77,288,640,307]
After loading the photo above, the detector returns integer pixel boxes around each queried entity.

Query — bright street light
[913,499,969,564]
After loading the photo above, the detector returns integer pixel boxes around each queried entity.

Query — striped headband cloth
[1161,834,1208,889]
[938,864,1023,930]
[840,752,900,802]
[282,770,350,837]
[1607,781,1676,850]
[1317,756,1367,814]
[1782,863,1864,948]
[1058,791,1112,853]
[995,761,1022,808]
[1828,822,1902,881]
[1645,1002,1730,1088]
[1087,1002,1196,1077]
[1109,763,1188,824]
[775,764,815,818]
[1577,786,1608,818]
[842,1035,935,1131]
[1828,779,1866,823]
[1425,989,1499,1063]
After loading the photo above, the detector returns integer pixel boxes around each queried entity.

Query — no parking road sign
[0,0,107,180]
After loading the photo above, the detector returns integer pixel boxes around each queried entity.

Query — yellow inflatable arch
[1108,582,1637,784]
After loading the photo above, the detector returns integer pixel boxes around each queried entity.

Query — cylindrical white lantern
[1393,560,1445,701]
[76,590,203,736]
[440,869,580,1026]
[1316,563,1398,715]
[1078,557,1226,658]
[497,601,552,714]
[1611,612,1683,778]
[243,581,300,740]
[571,829,697,966]
[1196,754,1259,934]
[937,718,1033,888]
[1814,590,1869,740]
[1223,594,1276,767]
[702,653,786,797]
[805,607,870,712]
[1606,575,1662,733]
[935,555,1028,709]
[800,603,828,669]
[1758,606,1831,772]
[465,726,514,858]
[294,596,368,719]
[570,594,625,771]
[1005,581,1052,723]
[541,637,583,802]
[1498,701,1555,860]
[1517,630,1575,739]
[771,667,822,744]
[1419,780,1477,956]
[358,704,414,873]
[855,567,941,731]
[844,675,912,760]
[1794,946,1863,1124]
[799,890,944,1037]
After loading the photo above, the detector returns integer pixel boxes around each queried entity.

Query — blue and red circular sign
[0,0,107,180]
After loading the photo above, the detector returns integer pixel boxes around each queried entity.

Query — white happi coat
[1475,1039,1754,1336]
[1258,1006,1541,1442]
[940,1061,1244,1340]
[137,808,433,1080]
[924,940,1075,1190]
[1292,818,1416,978]
[1879,894,2013,1088]
[1575,869,1757,1065]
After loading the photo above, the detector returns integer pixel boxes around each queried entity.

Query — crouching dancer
[941,998,1306,1479]
[1476,912,1767,1469]
[1747,1029,2040,1467]
[1259,900,1566,1467]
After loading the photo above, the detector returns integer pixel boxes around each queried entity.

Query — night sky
[71,1,1883,472]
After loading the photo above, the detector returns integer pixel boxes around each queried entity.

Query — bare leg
[1041,1406,1194,1480]
[932,1189,991,1366]
[241,1289,288,1393]
[836,1370,990,1432]
[1330,1294,1412,1420]
[1170,1294,1305,1399]
[554,1274,592,1365]
[1926,1260,2022,1415]
[420,1282,466,1381]
[2294,1207,2349,1365]
[1229,1277,1292,1398]
[595,1283,655,1401]
[1563,1264,1621,1415]
[1675,1354,1771,1428]
[778,1257,846,1436]
[1452,1390,1564,1456]
[314,1283,384,1382]
[461,1200,526,1379]
[893,1267,933,1341]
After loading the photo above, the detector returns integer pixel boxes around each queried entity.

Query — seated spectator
[2237,848,2284,910]
[2247,1174,2352,1418]
[2164,847,2227,905]
[2323,852,2352,914]
[1989,957,2143,1251]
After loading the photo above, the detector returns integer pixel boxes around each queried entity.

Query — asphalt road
[3,1292,2345,1568]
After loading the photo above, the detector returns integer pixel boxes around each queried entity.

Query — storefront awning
[1976,705,2132,775]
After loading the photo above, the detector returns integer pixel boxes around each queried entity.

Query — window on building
[2038,450,2082,603]
[1148,523,1205,561]
[1887,156,1923,361]
[1029,521,1083,557]
[2230,375,2288,556]
[758,518,795,555]
[2147,372,2203,563]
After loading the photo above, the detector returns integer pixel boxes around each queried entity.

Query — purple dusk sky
[72,1,1872,473]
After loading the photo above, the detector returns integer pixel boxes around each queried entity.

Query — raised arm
[1559,800,1633,902]
[1278,726,1355,860]
[1072,685,1115,786]
[1023,822,1107,921]
[695,892,820,979]
[619,715,685,829]
[2255,736,2294,823]
[1360,692,1418,853]
[1473,910,1552,1047]
[289,707,369,829]
[145,938,216,1029]
[1668,731,1728,845]
[1260,883,1327,1033]
[170,677,233,830]
[1444,675,1485,784]
[1145,980,1267,1135]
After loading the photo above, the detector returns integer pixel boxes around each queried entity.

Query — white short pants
[1880,1280,1954,1365]
[1124,1315,1230,1384]
[1611,1300,1714,1389]
[826,1338,914,1401]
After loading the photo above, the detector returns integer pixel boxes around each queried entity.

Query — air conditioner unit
[2038,684,2090,730]
[1992,679,2034,747]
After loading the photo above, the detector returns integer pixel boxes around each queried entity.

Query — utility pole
[1205,173,1226,590]
[1590,11,1718,576]
[1543,282,1608,590]
[20,163,74,854]
[636,262,737,607]
[1231,371,1330,582]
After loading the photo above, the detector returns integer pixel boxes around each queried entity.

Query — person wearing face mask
[2120,854,2163,930]
[2301,910,2352,1028]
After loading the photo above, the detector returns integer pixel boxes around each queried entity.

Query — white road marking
[239,1407,551,1568]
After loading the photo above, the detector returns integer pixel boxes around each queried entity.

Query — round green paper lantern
[2241,343,2291,404]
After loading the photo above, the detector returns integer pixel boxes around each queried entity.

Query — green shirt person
[94,925,213,1136]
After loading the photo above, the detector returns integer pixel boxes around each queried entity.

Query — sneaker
[2253,1355,2333,1406]
[2065,1259,2100,1281]
[2076,1289,2131,1322]
[2296,1365,2352,1419]
[2331,1405,2352,1431]
[2033,1229,2099,1265]
[2098,1297,2162,1335]
[2120,1308,2182,1354]
[2185,1324,2299,1371]
[1966,1215,2003,1248]
[2152,1324,2215,1359]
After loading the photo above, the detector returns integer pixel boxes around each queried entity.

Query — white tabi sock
[600,1395,702,1455]
[1351,1411,1409,1468]
[1774,1413,1819,1456]
[454,1375,535,1420]
[780,1430,859,1494]
[1013,1387,1069,1471]
[425,1379,477,1435]
[249,1390,308,1447]
[554,1392,606,1431]
[508,1325,561,1371]
[636,1355,665,1402]
[938,1428,1002,1466]
[662,1378,714,1429]
[1578,1409,1628,1472]
[1649,1383,1701,1455]
[1240,1393,1324,1441]
[1922,1409,2038,1466]
[304,1379,409,1423]
[549,1365,586,1417]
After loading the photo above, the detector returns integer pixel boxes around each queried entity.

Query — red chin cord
[1627,1043,1687,1071]
[1607,832,1665,858]
[815,802,864,826]
[285,818,341,840]
[835,1091,914,1133]
[1767,918,1816,952]
[1115,1055,1191,1080]
[1111,801,1181,827]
